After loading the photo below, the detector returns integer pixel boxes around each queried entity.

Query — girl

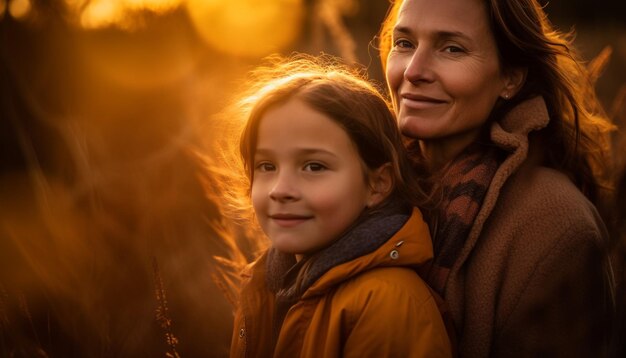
[227,56,452,357]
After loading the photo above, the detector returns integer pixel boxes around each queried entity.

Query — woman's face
[386,0,513,160]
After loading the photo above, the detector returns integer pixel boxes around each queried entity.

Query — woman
[378,0,616,356]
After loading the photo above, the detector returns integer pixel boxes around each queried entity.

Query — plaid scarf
[421,142,503,295]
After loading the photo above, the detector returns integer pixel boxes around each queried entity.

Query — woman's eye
[393,39,413,49]
[444,45,465,53]
[303,163,327,172]
[255,162,275,172]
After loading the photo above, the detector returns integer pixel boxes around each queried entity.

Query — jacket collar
[303,208,433,298]
[446,96,550,297]
[497,96,550,137]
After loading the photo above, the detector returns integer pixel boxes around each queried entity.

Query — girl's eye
[303,162,327,172]
[393,39,414,49]
[255,162,275,172]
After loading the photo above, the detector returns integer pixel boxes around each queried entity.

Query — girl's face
[385,0,514,161]
[251,98,374,259]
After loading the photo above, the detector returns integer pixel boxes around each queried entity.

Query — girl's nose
[404,49,435,84]
[268,173,299,202]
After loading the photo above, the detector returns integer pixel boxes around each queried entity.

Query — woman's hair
[378,0,615,207]
[218,54,427,226]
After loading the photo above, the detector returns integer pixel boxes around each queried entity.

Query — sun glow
[64,0,304,57]
[8,0,32,19]
[0,0,6,18]
[64,0,304,56]
[66,0,183,29]
[186,0,304,57]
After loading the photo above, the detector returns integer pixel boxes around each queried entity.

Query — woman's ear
[366,163,394,208]
[500,67,527,100]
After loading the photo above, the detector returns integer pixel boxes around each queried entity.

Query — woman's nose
[404,49,435,84]
[268,172,299,202]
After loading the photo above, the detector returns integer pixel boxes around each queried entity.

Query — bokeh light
[8,0,31,19]
[0,0,7,19]
[79,0,120,28]
[64,0,305,57]
[67,0,183,29]
[186,0,304,57]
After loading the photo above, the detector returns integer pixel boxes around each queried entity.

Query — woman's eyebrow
[434,30,471,41]
[392,25,471,42]
[392,25,412,37]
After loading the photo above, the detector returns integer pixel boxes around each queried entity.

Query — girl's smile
[269,213,313,228]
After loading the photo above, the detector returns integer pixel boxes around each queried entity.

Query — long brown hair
[378,0,614,207]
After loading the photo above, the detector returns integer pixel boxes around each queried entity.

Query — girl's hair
[239,54,427,213]
[378,0,615,208]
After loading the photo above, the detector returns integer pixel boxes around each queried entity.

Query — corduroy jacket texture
[230,208,452,358]
[445,97,613,357]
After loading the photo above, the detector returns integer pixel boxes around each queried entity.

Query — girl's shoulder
[324,267,451,347]
[326,267,452,356]
[333,267,434,309]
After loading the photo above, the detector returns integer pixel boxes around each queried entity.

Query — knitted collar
[422,141,504,295]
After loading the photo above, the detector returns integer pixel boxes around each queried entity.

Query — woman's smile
[400,92,448,110]
[386,0,515,165]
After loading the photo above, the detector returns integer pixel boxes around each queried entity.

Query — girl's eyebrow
[254,147,339,158]
[296,148,338,158]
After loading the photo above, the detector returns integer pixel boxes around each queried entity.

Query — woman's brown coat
[444,97,613,357]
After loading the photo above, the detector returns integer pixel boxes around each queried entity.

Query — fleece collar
[448,96,550,290]
[303,207,433,298]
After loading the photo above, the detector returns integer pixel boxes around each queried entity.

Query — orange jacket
[230,208,452,357]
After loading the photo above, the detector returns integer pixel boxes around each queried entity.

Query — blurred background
[1,0,624,356]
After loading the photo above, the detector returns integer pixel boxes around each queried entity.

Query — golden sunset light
[0,0,7,18]
[186,0,304,57]
[64,0,304,57]
[8,0,31,19]
[69,0,182,29]
[2,0,625,356]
